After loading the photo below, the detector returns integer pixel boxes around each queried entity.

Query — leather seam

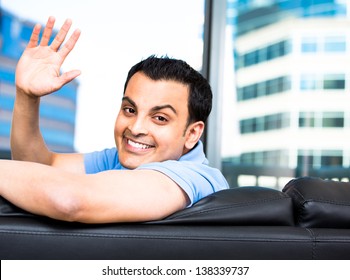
[302,199,350,206]
[0,230,312,242]
[305,228,317,259]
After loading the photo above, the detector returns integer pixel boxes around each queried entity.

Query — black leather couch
[1,176,350,259]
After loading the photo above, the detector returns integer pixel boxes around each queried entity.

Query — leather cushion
[151,186,295,225]
[283,177,350,228]
[0,197,34,218]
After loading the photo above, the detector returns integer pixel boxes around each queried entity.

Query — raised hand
[15,16,81,97]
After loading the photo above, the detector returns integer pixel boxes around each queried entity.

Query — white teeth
[128,139,151,149]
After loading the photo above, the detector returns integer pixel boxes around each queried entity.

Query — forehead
[124,72,189,110]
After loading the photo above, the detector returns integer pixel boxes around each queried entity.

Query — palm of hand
[15,17,81,98]
[16,45,64,97]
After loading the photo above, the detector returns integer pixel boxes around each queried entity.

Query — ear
[184,121,205,150]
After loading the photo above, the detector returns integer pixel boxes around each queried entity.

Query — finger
[58,28,81,60]
[26,23,42,48]
[50,18,72,51]
[39,16,55,46]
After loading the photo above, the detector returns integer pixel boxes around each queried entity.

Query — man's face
[115,72,196,169]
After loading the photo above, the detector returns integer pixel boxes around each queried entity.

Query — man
[0,17,229,223]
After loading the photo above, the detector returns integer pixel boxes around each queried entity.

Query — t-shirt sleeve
[84,148,120,174]
[136,160,229,206]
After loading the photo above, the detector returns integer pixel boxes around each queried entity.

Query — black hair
[123,55,212,125]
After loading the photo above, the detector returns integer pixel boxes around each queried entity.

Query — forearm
[0,159,83,221]
[10,88,53,164]
[0,160,188,223]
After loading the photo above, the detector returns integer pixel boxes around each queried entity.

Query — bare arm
[11,17,81,169]
[0,160,188,223]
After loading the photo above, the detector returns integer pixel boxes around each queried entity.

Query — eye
[123,107,136,115]
[154,115,168,123]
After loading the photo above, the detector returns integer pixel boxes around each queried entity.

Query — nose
[128,116,149,136]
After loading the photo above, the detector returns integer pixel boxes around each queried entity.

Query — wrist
[14,86,40,114]
[15,86,40,102]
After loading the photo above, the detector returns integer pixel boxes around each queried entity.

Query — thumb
[57,69,81,87]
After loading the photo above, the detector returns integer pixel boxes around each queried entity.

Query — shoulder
[137,159,229,206]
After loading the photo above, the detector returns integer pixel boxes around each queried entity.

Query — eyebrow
[151,104,177,115]
[122,96,177,115]
[122,96,136,107]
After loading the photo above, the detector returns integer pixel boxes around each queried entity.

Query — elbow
[48,191,85,222]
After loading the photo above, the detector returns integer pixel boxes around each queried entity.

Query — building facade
[230,0,350,179]
[0,9,78,157]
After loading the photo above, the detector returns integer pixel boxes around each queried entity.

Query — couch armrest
[283,177,350,228]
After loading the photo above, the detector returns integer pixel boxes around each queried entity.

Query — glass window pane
[300,74,318,90]
[219,1,350,188]
[324,36,346,52]
[323,74,345,89]
[244,51,257,66]
[1,0,205,153]
[322,112,344,127]
[301,37,318,52]
[299,112,315,127]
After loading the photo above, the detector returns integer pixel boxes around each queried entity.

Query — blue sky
[2,0,204,152]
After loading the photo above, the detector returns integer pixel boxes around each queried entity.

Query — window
[240,150,289,166]
[322,112,344,128]
[299,112,344,128]
[321,154,343,166]
[301,37,318,52]
[240,118,255,134]
[299,112,315,127]
[298,150,343,168]
[241,152,254,165]
[324,36,346,52]
[239,40,291,68]
[297,151,314,168]
[240,113,290,134]
[242,84,257,99]
[300,74,319,90]
[300,73,346,90]
[323,74,345,89]
[265,114,279,130]
[266,43,278,60]
[301,35,347,53]
[238,76,291,101]
[1,0,206,154]
[220,1,350,189]
[244,51,258,67]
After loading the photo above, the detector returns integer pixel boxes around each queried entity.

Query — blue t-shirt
[84,141,229,206]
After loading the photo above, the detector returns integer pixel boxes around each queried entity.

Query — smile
[127,139,154,150]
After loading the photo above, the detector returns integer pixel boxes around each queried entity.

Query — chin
[119,157,144,170]
[120,161,137,170]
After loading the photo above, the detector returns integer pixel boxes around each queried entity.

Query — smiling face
[115,72,204,169]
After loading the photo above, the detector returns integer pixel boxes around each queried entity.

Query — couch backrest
[1,176,349,228]
[154,186,295,225]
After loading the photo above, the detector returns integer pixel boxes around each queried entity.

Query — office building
[224,0,350,186]
[229,0,350,184]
